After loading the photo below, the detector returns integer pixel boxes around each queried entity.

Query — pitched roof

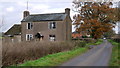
[4,24,21,35]
[21,13,67,22]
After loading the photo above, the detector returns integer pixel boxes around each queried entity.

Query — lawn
[108,39,120,66]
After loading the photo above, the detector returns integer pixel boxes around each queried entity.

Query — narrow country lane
[61,40,112,66]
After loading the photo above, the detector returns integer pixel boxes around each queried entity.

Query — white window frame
[27,22,33,29]
[48,22,56,29]
[26,34,33,41]
[49,35,56,41]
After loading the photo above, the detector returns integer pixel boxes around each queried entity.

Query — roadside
[20,48,87,66]
[108,39,120,66]
[61,40,112,66]
[19,39,103,66]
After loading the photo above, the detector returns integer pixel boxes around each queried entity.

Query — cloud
[42,8,64,13]
[17,1,26,7]
[6,6,14,12]
[0,0,119,2]
[31,4,50,10]
[0,0,73,2]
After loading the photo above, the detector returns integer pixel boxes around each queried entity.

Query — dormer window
[48,22,56,29]
[27,22,33,29]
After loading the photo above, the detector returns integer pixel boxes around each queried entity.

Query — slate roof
[21,13,67,22]
[4,24,21,35]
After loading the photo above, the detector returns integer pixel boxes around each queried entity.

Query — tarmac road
[61,40,112,66]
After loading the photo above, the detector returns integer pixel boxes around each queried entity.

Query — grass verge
[20,48,87,66]
[18,39,103,66]
[19,39,103,66]
[108,39,120,66]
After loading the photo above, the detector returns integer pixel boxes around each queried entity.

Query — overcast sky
[0,0,75,32]
[0,0,119,33]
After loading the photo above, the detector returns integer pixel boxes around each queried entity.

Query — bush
[2,39,98,66]
[2,41,82,66]
[84,39,96,43]
[94,39,103,45]
[113,39,120,43]
[74,41,86,47]
[82,36,88,38]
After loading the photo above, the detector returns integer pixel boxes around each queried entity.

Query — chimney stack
[23,11,30,18]
[65,8,70,16]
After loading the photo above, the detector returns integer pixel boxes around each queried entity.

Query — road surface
[61,40,112,66]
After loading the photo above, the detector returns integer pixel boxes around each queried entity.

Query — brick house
[21,8,72,41]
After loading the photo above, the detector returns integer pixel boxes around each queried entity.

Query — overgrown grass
[3,40,90,66]
[20,48,87,66]
[19,39,103,66]
[108,39,120,66]
[3,39,103,66]
[2,41,77,66]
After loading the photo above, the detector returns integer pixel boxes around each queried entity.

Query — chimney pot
[65,8,70,16]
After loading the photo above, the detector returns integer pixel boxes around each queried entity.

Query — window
[49,35,56,41]
[48,22,56,29]
[26,34,33,41]
[27,22,33,29]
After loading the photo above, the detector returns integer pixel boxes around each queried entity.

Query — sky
[0,0,119,33]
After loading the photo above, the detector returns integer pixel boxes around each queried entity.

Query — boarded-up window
[49,35,56,41]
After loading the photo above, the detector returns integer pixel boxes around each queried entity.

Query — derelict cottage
[21,8,72,41]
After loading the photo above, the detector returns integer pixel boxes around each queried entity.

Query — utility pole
[0,15,4,30]
[27,1,28,10]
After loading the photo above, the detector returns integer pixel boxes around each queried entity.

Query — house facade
[21,8,72,41]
